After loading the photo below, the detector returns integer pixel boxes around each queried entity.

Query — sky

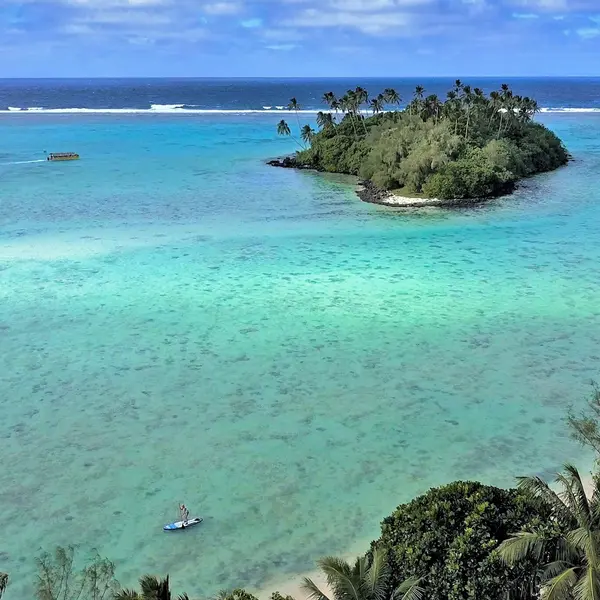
[1,0,599,77]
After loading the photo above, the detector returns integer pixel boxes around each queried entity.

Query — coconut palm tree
[277,119,291,137]
[276,119,304,149]
[322,92,337,110]
[0,573,8,600]
[301,548,423,600]
[114,575,172,599]
[301,124,315,145]
[316,111,336,131]
[114,574,191,600]
[498,464,600,600]
[287,96,302,134]
[369,94,385,115]
[383,88,401,107]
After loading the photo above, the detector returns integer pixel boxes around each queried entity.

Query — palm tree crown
[277,119,291,137]
[301,124,315,144]
[499,465,600,600]
[301,548,423,600]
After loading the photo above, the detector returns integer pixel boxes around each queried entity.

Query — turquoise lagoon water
[1,112,600,597]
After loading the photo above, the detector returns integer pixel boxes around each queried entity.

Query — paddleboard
[163,517,203,531]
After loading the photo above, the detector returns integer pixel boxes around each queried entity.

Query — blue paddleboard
[163,517,203,531]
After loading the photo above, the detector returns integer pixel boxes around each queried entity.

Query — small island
[269,82,569,206]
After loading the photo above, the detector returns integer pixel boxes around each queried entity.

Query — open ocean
[1,78,600,598]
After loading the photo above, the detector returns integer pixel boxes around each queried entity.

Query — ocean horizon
[2,77,600,598]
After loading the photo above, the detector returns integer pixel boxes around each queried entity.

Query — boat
[47,152,79,161]
[163,516,203,531]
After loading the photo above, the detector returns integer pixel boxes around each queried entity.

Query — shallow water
[1,112,599,598]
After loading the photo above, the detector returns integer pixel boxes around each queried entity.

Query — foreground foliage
[499,465,600,600]
[277,82,568,200]
[0,573,8,600]
[34,546,118,600]
[370,480,553,600]
[301,548,423,600]
[568,381,600,459]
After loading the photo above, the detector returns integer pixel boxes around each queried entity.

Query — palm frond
[568,527,597,560]
[543,561,576,581]
[498,531,549,564]
[542,567,578,600]
[113,590,140,599]
[362,548,389,600]
[139,574,161,595]
[563,464,594,528]
[517,475,572,523]
[300,577,331,600]
[177,594,191,600]
[391,577,425,600]
[573,565,600,600]
[317,556,361,600]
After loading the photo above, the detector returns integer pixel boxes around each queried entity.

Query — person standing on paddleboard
[180,503,190,524]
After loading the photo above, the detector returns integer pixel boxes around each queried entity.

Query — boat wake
[1,159,46,165]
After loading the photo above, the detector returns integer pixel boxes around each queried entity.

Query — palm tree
[301,548,423,600]
[322,92,337,109]
[0,573,8,600]
[383,88,401,107]
[115,574,175,599]
[287,96,302,134]
[277,119,291,137]
[369,94,385,115]
[462,84,473,139]
[499,465,600,600]
[301,124,315,145]
[276,119,304,149]
[316,111,336,131]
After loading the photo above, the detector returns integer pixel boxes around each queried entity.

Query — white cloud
[265,43,297,50]
[80,10,172,24]
[576,26,600,38]
[202,2,242,14]
[328,0,431,9]
[283,9,411,34]
[241,17,263,27]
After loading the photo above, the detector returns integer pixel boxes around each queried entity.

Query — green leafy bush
[371,480,553,600]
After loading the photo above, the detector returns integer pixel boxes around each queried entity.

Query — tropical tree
[383,88,401,107]
[498,465,600,600]
[276,119,303,149]
[568,382,600,458]
[301,124,315,145]
[287,97,302,134]
[114,574,189,600]
[322,92,337,110]
[369,95,385,115]
[301,548,423,600]
[316,111,336,131]
[0,573,8,600]
[277,119,291,137]
[35,546,118,600]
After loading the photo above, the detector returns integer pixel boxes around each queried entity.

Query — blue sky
[1,0,599,77]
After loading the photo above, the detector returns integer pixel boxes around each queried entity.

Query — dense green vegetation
[371,481,553,600]
[276,82,568,200]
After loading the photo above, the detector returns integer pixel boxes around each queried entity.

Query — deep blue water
[1,77,599,112]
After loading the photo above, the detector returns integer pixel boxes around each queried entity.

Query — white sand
[257,546,364,600]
